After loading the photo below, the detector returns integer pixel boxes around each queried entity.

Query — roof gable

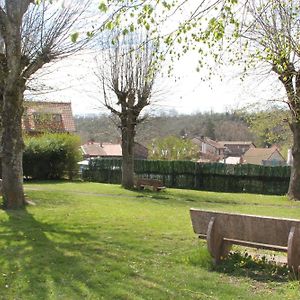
[23,101,76,133]
[81,142,122,157]
[218,141,255,147]
[81,142,148,159]
[192,137,224,149]
[243,147,285,165]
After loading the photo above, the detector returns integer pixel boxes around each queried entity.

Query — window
[33,113,64,132]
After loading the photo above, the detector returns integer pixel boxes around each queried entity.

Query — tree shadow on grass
[24,179,82,185]
[0,208,110,299]
[214,251,295,283]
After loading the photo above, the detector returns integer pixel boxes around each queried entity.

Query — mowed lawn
[0,182,299,299]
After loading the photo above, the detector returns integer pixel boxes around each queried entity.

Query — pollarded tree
[0,0,100,209]
[97,33,158,188]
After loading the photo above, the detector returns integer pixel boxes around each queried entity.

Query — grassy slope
[0,182,298,299]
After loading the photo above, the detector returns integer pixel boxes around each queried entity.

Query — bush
[23,133,82,180]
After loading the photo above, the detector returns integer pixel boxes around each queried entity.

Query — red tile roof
[81,142,122,157]
[81,142,148,159]
[23,101,76,133]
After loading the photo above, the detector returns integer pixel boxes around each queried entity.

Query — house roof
[192,137,225,149]
[81,142,123,157]
[81,143,107,157]
[81,142,148,158]
[242,147,284,165]
[218,141,255,147]
[23,100,76,132]
[102,143,122,156]
[206,137,225,149]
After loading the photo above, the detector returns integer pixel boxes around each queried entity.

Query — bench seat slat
[198,234,287,252]
[223,238,287,252]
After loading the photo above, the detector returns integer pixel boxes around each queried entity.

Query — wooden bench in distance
[190,209,300,275]
[135,178,166,192]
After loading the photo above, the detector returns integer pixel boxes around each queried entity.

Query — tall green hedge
[23,133,82,180]
[82,158,291,195]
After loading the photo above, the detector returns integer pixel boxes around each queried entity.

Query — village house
[22,101,76,134]
[80,141,148,160]
[218,141,256,157]
[192,136,225,162]
[192,136,258,163]
[242,147,286,166]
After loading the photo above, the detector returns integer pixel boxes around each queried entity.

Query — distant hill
[75,111,255,146]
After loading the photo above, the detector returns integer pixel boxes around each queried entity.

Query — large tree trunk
[1,87,25,209]
[0,1,28,209]
[288,121,300,200]
[121,116,135,189]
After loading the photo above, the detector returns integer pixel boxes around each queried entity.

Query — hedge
[23,133,82,180]
[83,158,291,195]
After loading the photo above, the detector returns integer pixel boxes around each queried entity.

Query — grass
[0,181,299,299]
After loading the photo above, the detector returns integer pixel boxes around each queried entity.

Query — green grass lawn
[0,181,299,299]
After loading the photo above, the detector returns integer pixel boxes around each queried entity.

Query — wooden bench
[190,208,300,275]
[134,178,166,191]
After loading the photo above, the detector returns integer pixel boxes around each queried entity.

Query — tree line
[75,108,291,155]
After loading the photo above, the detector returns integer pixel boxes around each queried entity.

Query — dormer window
[33,113,64,132]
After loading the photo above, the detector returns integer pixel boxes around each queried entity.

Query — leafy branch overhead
[95,0,240,75]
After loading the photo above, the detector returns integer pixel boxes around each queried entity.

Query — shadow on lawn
[214,251,295,283]
[24,179,83,185]
[0,208,105,298]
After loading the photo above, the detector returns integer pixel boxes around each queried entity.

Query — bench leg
[287,226,300,278]
[207,217,231,264]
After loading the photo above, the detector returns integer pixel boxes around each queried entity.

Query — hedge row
[83,158,291,195]
[23,133,81,180]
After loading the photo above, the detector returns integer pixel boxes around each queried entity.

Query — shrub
[23,133,82,180]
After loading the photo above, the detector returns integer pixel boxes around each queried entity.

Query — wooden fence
[82,159,291,195]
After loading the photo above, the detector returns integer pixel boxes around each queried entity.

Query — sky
[26,0,287,116]
[29,48,281,117]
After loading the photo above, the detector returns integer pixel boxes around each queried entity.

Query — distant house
[218,141,256,157]
[192,136,225,161]
[80,141,148,160]
[242,147,286,166]
[22,101,76,135]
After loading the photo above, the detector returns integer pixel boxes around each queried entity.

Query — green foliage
[240,106,292,149]
[23,133,82,180]
[94,0,239,76]
[148,136,199,160]
[98,2,108,13]
[70,32,79,43]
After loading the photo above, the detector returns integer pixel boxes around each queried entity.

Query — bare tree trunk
[0,1,28,209]
[121,116,135,189]
[288,121,300,200]
[1,87,25,209]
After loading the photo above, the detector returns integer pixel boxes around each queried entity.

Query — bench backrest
[190,208,300,247]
